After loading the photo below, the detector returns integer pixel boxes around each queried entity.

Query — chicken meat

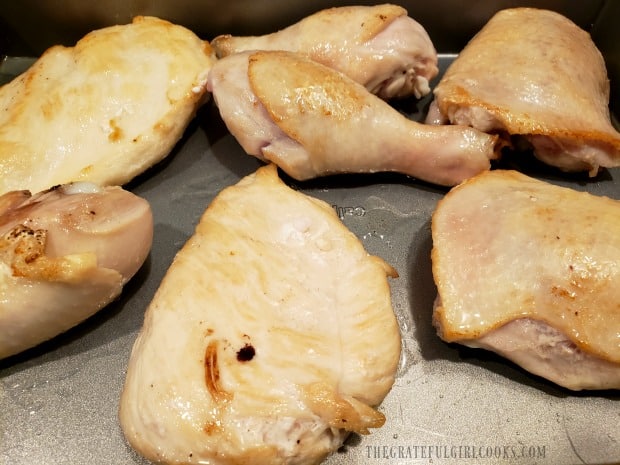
[119,164,401,465]
[207,50,498,187]
[427,8,620,175]
[0,16,215,196]
[211,4,438,100]
[0,183,153,359]
[431,169,620,391]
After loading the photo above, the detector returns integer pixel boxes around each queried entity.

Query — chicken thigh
[0,183,152,359]
[427,8,620,175]
[120,164,401,465]
[207,50,498,187]
[431,170,620,390]
[0,16,214,196]
[212,4,438,99]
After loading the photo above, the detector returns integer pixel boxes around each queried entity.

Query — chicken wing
[431,169,620,390]
[211,4,438,99]
[0,16,215,196]
[207,50,498,187]
[427,8,620,175]
[0,183,152,359]
[119,164,401,465]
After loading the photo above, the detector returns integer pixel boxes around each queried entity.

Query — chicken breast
[0,16,214,196]
[211,4,438,100]
[0,183,153,359]
[119,164,401,465]
[207,50,498,187]
[431,169,620,390]
[427,8,620,175]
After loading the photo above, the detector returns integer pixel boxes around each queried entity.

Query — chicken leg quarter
[431,170,620,390]
[427,8,620,175]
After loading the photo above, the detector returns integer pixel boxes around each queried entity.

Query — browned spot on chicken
[153,121,172,135]
[204,340,231,402]
[236,344,255,362]
[302,381,386,435]
[550,284,575,300]
[80,165,94,177]
[41,93,62,121]
[1,224,47,276]
[108,118,124,142]
[1,223,96,282]
[203,421,222,436]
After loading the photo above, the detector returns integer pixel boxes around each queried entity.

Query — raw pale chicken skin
[428,8,620,175]
[119,164,401,465]
[431,170,620,390]
[212,4,438,99]
[207,50,498,187]
[0,183,153,359]
[0,16,215,196]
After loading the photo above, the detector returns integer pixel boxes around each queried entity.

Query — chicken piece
[431,169,620,390]
[207,50,498,187]
[119,164,401,465]
[0,16,215,196]
[0,183,153,359]
[427,8,620,175]
[212,4,438,100]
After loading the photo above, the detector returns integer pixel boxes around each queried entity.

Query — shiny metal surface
[0,0,606,55]
[1,3,620,465]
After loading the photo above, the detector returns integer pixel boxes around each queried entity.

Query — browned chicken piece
[0,183,153,359]
[211,4,438,99]
[427,8,620,175]
[207,50,499,187]
[0,16,215,196]
[431,169,620,391]
[120,164,400,465]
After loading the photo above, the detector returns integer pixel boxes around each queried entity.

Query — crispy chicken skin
[120,164,401,465]
[0,183,153,359]
[0,16,215,196]
[212,4,438,99]
[427,8,620,175]
[431,170,620,390]
[207,50,498,187]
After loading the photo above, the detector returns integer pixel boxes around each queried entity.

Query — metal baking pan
[1,2,619,464]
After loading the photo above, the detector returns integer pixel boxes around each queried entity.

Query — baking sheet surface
[1,55,619,465]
